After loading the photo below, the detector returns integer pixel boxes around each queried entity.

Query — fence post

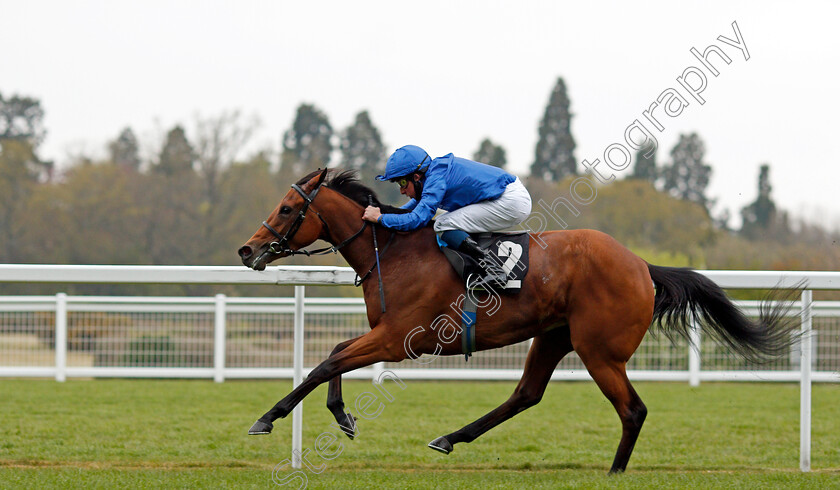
[214,294,226,383]
[688,318,701,387]
[800,289,812,472]
[292,286,305,469]
[55,293,67,382]
[372,362,385,382]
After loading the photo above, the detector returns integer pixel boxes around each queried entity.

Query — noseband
[261,182,367,257]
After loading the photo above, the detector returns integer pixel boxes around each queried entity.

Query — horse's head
[238,169,330,271]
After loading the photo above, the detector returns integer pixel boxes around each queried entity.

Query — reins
[354,231,396,287]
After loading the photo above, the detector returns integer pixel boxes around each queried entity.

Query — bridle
[261,181,368,257]
[257,175,396,291]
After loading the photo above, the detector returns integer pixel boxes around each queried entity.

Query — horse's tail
[647,264,800,363]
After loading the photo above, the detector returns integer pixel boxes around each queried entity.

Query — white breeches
[433,178,532,233]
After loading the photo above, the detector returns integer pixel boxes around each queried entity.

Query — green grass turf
[0,379,838,488]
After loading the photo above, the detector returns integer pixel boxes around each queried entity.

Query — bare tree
[193,110,260,237]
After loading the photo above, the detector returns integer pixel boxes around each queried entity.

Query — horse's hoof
[337,412,357,440]
[248,420,273,435]
[428,436,453,454]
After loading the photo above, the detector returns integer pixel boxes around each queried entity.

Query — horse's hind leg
[568,273,652,474]
[576,349,647,474]
[428,325,573,454]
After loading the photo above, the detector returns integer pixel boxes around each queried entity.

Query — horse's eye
[279,206,292,216]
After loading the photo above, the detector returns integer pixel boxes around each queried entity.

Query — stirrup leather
[457,237,508,288]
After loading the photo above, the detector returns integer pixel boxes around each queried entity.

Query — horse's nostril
[238,245,253,259]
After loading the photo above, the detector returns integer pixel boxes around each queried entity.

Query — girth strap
[459,289,478,361]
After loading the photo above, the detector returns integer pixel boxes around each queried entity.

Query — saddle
[440,231,530,361]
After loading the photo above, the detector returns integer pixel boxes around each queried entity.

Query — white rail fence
[1,291,839,383]
[1,265,838,472]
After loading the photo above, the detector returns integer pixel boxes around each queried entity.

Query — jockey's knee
[438,229,469,249]
[432,219,451,234]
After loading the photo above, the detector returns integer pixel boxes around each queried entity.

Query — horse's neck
[337,219,436,274]
[318,192,437,275]
[318,200,378,274]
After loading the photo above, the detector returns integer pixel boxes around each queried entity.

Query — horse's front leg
[249,327,402,435]
[326,336,363,439]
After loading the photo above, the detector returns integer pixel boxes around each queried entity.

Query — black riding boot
[457,237,508,289]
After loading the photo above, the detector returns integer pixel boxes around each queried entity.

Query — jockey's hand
[362,206,382,223]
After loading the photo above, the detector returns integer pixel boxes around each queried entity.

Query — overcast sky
[2,0,838,228]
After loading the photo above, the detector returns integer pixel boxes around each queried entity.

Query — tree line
[0,81,836,296]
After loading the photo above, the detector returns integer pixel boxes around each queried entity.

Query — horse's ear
[316,168,329,187]
[302,168,329,192]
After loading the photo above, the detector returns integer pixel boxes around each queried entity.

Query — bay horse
[237,169,797,473]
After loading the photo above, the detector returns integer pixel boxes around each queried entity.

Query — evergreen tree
[0,140,40,261]
[630,146,657,183]
[713,208,731,232]
[109,127,141,171]
[338,110,399,203]
[530,77,577,180]
[21,164,150,265]
[281,103,333,174]
[740,164,779,239]
[0,93,46,179]
[0,92,51,180]
[339,110,385,177]
[473,138,507,169]
[0,92,46,145]
[661,133,712,211]
[156,125,195,176]
[0,92,48,261]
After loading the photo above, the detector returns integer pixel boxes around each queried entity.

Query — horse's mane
[298,169,409,214]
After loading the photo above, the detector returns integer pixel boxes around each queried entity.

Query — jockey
[362,144,532,288]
